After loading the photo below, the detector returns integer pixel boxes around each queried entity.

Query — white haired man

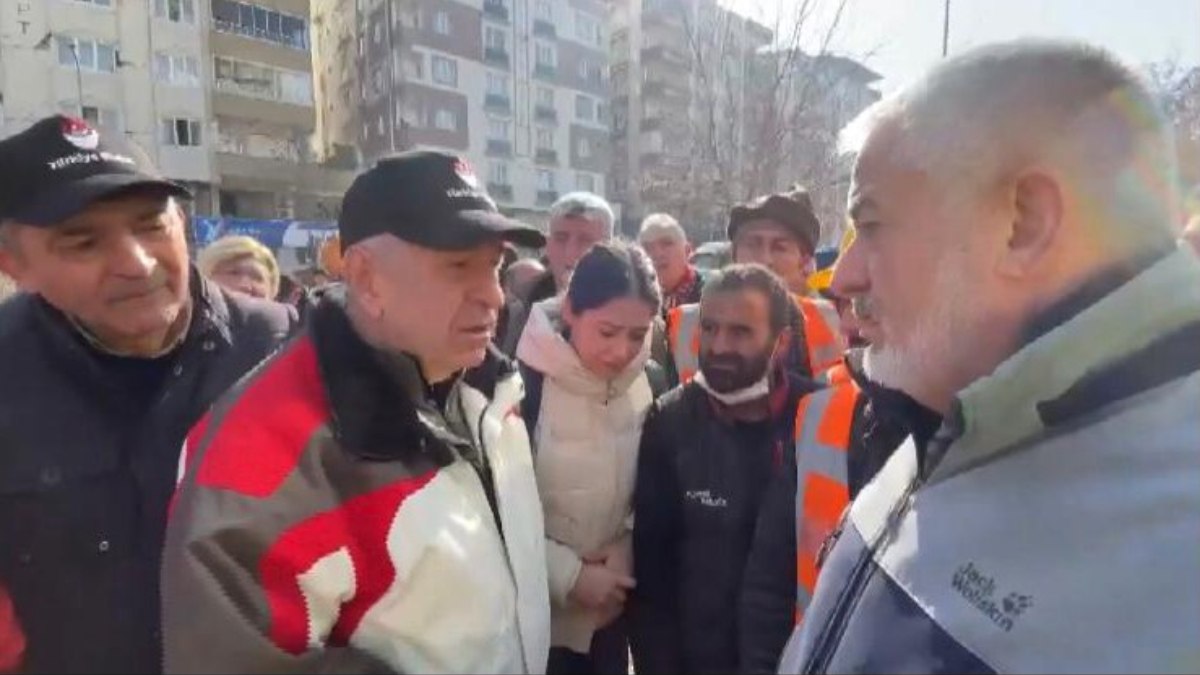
[779,40,1200,674]
[638,213,703,314]
[496,192,614,355]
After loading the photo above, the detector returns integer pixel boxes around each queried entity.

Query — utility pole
[941,0,951,57]
[69,42,84,117]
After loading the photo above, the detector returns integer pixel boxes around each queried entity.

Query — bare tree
[632,0,871,243]
[1147,60,1200,197]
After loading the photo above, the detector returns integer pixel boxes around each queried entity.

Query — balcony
[642,44,690,71]
[642,79,689,102]
[537,189,559,206]
[485,93,512,113]
[484,47,510,68]
[483,0,510,22]
[486,139,513,157]
[533,19,556,38]
[534,105,557,123]
[534,63,557,81]
[487,182,514,201]
[535,148,558,165]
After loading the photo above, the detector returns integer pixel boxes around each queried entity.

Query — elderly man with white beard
[773,39,1200,675]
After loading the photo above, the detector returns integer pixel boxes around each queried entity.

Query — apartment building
[0,0,349,223]
[315,0,612,225]
[0,0,216,207]
[608,0,772,233]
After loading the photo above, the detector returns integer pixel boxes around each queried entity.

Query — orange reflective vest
[792,381,860,624]
[666,296,844,384]
[817,361,853,387]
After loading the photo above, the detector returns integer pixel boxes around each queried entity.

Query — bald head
[504,257,547,298]
[842,39,1181,254]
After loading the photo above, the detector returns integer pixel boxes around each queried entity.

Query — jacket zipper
[803,473,923,674]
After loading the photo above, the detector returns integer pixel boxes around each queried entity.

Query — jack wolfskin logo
[952,562,1032,632]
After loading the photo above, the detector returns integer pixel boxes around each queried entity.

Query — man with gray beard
[777,39,1200,674]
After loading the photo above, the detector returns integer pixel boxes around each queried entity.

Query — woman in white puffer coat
[516,242,666,675]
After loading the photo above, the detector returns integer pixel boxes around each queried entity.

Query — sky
[727,0,1200,93]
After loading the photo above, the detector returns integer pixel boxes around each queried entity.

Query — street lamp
[34,32,84,118]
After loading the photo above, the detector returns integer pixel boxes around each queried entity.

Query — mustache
[105,277,168,303]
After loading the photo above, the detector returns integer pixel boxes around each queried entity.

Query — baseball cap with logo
[0,115,190,227]
[338,150,545,251]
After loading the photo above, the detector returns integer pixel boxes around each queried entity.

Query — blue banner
[193,217,337,250]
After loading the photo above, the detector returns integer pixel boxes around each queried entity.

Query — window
[535,42,556,68]
[574,11,601,47]
[488,117,510,140]
[537,87,554,108]
[377,114,386,136]
[434,11,452,36]
[74,0,112,6]
[211,1,309,51]
[577,137,592,158]
[214,56,313,105]
[57,37,117,74]
[578,59,601,84]
[78,105,119,130]
[161,118,202,147]
[154,0,196,23]
[536,127,554,150]
[431,56,457,86]
[537,169,555,191]
[576,172,595,192]
[434,109,458,131]
[485,26,507,51]
[154,53,200,86]
[575,94,594,121]
[535,0,553,22]
[489,161,510,186]
[487,72,509,96]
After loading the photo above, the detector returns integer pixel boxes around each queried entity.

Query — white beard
[863,247,982,401]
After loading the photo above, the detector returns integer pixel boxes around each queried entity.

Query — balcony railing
[213,18,309,51]
[485,93,512,112]
[484,47,510,67]
[533,19,556,38]
[486,139,513,157]
[534,105,557,123]
[534,63,557,81]
[483,1,510,22]
[537,189,559,205]
[487,182,514,201]
[535,148,558,165]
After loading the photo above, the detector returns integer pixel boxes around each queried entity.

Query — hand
[594,598,624,630]
[569,562,636,610]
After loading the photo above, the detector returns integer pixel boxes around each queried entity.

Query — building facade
[315,0,612,226]
[0,0,349,222]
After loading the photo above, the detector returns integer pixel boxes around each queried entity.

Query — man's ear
[341,244,383,320]
[0,230,29,290]
[998,169,1064,278]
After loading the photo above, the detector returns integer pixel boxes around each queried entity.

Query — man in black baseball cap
[0,115,297,673]
[162,150,554,673]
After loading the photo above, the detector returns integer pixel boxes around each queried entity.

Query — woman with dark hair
[516,241,667,675]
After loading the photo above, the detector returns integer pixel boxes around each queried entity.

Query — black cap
[339,150,546,251]
[728,185,821,254]
[0,115,190,226]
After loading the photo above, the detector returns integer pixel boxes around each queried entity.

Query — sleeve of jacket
[739,435,799,674]
[629,402,684,674]
[162,445,395,673]
[0,583,24,673]
[546,538,584,607]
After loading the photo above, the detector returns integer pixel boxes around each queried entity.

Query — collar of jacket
[929,246,1200,484]
[308,287,518,466]
[844,348,943,454]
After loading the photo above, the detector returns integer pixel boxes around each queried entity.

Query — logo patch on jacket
[685,489,728,509]
[952,562,1033,632]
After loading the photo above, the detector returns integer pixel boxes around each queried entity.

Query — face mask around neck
[693,369,771,406]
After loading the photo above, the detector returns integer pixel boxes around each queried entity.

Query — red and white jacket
[162,293,550,674]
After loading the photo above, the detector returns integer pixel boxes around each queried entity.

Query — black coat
[630,373,819,674]
[0,272,298,674]
[737,353,938,674]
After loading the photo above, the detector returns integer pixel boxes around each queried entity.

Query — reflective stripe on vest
[796,296,844,375]
[666,303,701,383]
[792,382,859,624]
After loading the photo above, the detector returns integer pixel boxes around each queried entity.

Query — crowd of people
[0,38,1198,675]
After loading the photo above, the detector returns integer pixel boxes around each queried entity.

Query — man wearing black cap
[0,116,298,673]
[162,151,552,673]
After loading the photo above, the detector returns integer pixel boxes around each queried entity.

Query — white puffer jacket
[516,298,655,653]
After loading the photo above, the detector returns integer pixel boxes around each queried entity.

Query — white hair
[637,213,687,244]
[549,192,615,236]
[841,39,1182,250]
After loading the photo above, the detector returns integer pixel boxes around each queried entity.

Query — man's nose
[830,238,867,298]
[475,273,505,313]
[108,236,156,278]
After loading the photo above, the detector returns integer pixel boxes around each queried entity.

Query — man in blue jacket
[779,40,1200,674]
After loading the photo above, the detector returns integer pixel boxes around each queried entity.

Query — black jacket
[738,352,938,673]
[0,271,298,674]
[630,373,820,674]
[496,271,558,356]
